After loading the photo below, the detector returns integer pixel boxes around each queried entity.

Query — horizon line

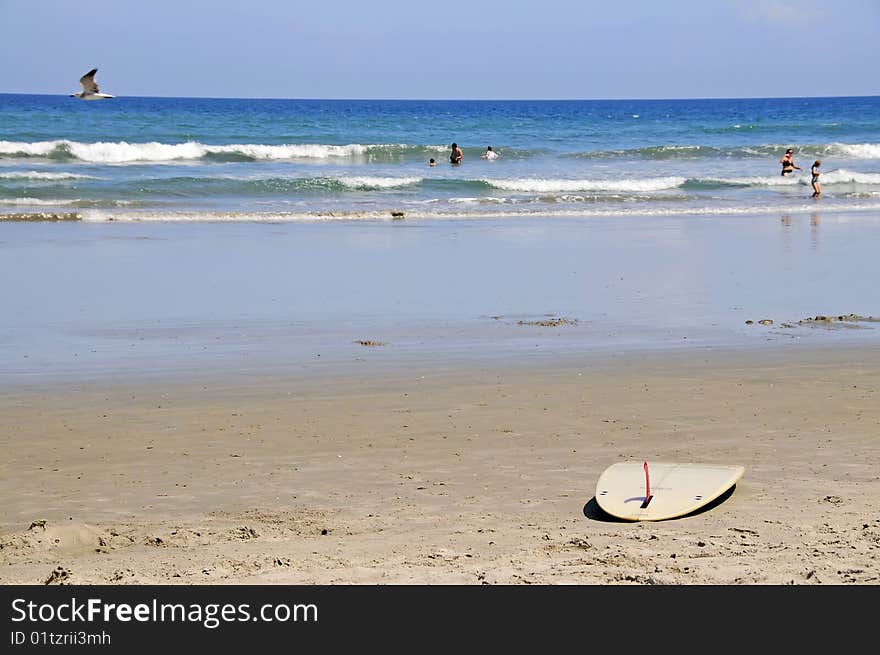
[2,92,879,102]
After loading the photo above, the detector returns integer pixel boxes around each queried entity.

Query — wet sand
[2,345,879,585]
[4,211,880,384]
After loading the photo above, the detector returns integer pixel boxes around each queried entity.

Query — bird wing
[79,68,100,94]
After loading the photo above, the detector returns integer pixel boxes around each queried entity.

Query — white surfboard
[595,461,744,521]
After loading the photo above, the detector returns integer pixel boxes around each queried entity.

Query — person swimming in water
[780,149,801,176]
[482,145,499,160]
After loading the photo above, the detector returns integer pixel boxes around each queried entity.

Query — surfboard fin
[641,460,653,508]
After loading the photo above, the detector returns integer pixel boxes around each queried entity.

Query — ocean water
[3,95,880,383]
[1,94,879,221]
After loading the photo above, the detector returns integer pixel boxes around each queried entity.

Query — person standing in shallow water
[811,160,822,197]
[450,142,463,165]
[780,148,801,176]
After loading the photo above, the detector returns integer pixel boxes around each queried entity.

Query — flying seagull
[70,68,115,100]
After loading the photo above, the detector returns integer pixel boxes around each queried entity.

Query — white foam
[701,175,803,187]
[72,201,880,224]
[448,197,511,204]
[0,197,81,206]
[826,143,880,159]
[0,170,97,180]
[0,140,382,163]
[73,141,208,162]
[652,145,701,152]
[337,176,421,189]
[485,177,686,193]
[820,168,880,185]
[693,170,880,187]
[0,140,61,156]
[78,210,398,223]
[209,143,369,159]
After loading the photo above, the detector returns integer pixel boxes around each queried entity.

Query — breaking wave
[484,177,687,193]
[0,140,414,163]
[4,139,880,164]
[568,142,880,160]
[0,170,97,180]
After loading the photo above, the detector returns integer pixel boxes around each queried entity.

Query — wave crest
[338,176,421,189]
[567,142,880,161]
[485,177,686,193]
[820,168,880,184]
[4,139,880,163]
[824,143,880,159]
[0,140,390,163]
[0,170,97,180]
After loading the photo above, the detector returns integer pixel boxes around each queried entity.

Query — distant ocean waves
[3,138,880,220]
[566,142,880,160]
[0,170,97,180]
[0,140,447,163]
[3,139,880,163]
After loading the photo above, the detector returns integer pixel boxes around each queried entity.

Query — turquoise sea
[1,95,879,220]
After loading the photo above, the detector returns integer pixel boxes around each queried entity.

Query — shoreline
[2,343,878,584]
[4,202,880,223]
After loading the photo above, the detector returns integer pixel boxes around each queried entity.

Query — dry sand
[1,345,879,585]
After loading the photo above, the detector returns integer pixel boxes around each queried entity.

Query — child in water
[811,160,822,197]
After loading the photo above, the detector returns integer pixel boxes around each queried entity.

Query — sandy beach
[2,343,878,585]
[2,210,880,586]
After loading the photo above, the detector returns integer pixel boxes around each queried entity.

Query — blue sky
[1,0,878,99]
